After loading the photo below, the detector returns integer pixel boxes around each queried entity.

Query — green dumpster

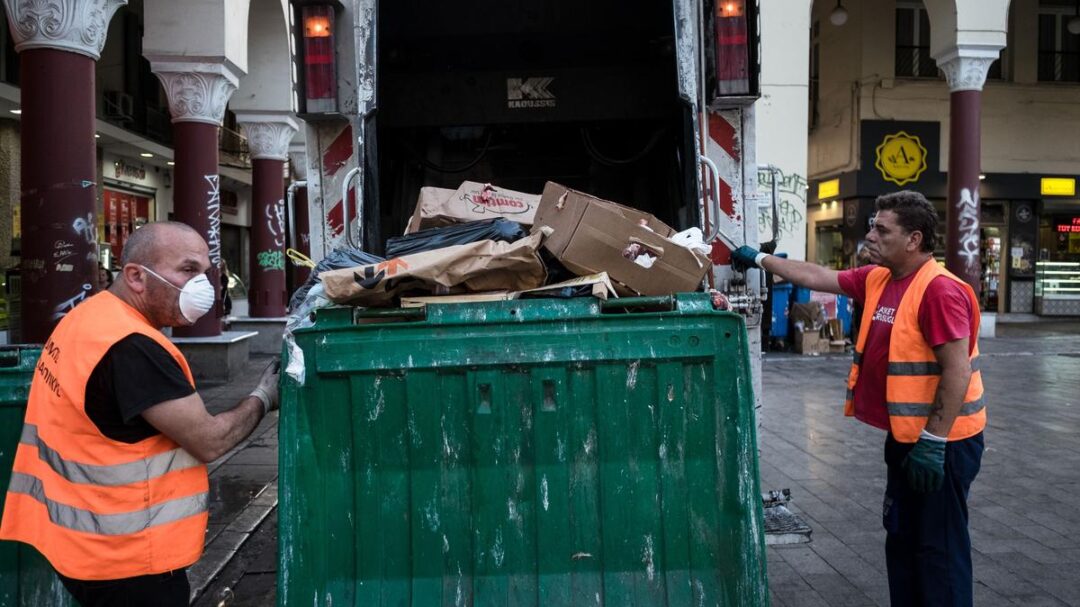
[280,294,769,606]
[0,346,75,607]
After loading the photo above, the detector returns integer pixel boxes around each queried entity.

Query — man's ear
[908,230,924,252]
[122,264,149,294]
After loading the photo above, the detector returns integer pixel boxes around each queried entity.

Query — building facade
[807,0,1079,316]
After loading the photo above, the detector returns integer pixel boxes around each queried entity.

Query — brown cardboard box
[405,182,540,233]
[531,182,711,296]
[794,329,829,355]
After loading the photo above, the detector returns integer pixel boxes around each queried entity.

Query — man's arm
[731,246,844,294]
[142,394,265,463]
[760,256,844,295]
[923,337,972,438]
[141,361,280,463]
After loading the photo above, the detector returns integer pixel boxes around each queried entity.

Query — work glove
[902,431,946,493]
[249,360,281,414]
[731,245,764,272]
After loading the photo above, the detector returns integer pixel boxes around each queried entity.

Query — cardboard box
[406,182,540,233]
[531,182,711,296]
[794,329,829,355]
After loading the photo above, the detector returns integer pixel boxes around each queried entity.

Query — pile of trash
[285,180,719,383]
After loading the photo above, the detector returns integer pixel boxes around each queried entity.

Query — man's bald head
[120,222,204,267]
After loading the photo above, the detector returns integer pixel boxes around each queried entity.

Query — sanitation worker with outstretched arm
[735,191,985,607]
[0,222,280,606]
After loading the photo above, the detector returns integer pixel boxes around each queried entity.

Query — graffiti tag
[957,188,980,271]
[205,175,222,266]
[267,198,286,248]
[257,250,285,271]
[756,169,807,242]
[72,214,96,245]
[51,283,93,321]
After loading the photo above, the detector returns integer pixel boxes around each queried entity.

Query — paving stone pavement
[762,330,1080,607]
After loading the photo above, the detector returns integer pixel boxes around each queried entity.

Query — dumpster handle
[0,346,25,368]
[600,296,677,313]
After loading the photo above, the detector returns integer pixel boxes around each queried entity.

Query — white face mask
[140,266,216,323]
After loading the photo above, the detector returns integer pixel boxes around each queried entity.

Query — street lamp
[1068,0,1080,35]
[829,0,849,27]
[292,0,344,117]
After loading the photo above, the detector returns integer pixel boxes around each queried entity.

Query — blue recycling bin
[793,285,812,305]
[837,295,853,337]
[770,283,792,340]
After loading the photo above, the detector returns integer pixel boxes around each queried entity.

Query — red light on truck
[301,5,337,113]
[715,0,750,96]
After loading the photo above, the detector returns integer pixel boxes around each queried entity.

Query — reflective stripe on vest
[7,472,207,536]
[887,356,982,376]
[20,424,202,487]
[886,397,986,417]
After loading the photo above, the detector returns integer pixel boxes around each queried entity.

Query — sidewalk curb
[189,480,278,603]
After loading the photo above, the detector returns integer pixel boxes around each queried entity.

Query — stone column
[237,114,297,318]
[150,60,240,336]
[288,144,312,289]
[936,46,998,295]
[2,0,126,343]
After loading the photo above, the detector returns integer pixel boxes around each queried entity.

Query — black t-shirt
[84,334,196,443]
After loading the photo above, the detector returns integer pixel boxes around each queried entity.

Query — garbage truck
[283,0,772,604]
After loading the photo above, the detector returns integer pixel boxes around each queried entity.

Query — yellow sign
[11,202,18,239]
[875,131,928,186]
[1041,177,1076,197]
[817,178,840,200]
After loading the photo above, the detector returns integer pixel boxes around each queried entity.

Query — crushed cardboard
[321,231,548,306]
[399,272,618,308]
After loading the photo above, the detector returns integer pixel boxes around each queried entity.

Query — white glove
[249,360,280,414]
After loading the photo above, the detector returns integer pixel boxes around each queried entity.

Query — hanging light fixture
[829,0,849,26]
[1068,0,1080,35]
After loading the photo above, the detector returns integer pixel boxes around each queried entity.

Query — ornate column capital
[149,59,242,126]
[235,113,299,161]
[288,142,308,180]
[2,0,127,60]
[934,45,1002,93]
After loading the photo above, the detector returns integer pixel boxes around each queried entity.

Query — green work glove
[902,432,946,493]
[731,245,764,272]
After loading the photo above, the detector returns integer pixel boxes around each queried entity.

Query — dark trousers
[883,432,984,607]
[57,569,189,607]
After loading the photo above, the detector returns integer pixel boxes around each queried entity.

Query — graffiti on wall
[756,168,807,257]
[52,283,93,321]
[256,198,287,272]
[205,175,222,267]
[257,250,285,271]
[957,187,980,271]
[267,198,286,248]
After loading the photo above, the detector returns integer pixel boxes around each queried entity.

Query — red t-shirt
[838,265,976,431]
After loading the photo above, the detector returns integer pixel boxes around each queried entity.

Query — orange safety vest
[0,291,208,581]
[845,259,985,443]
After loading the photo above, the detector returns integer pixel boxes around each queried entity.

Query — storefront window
[1034,207,1080,315]
[816,225,844,269]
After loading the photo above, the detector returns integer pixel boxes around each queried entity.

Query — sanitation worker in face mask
[0,222,280,607]
[734,191,985,607]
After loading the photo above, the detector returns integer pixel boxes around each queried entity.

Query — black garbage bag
[288,246,385,312]
[384,218,527,258]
